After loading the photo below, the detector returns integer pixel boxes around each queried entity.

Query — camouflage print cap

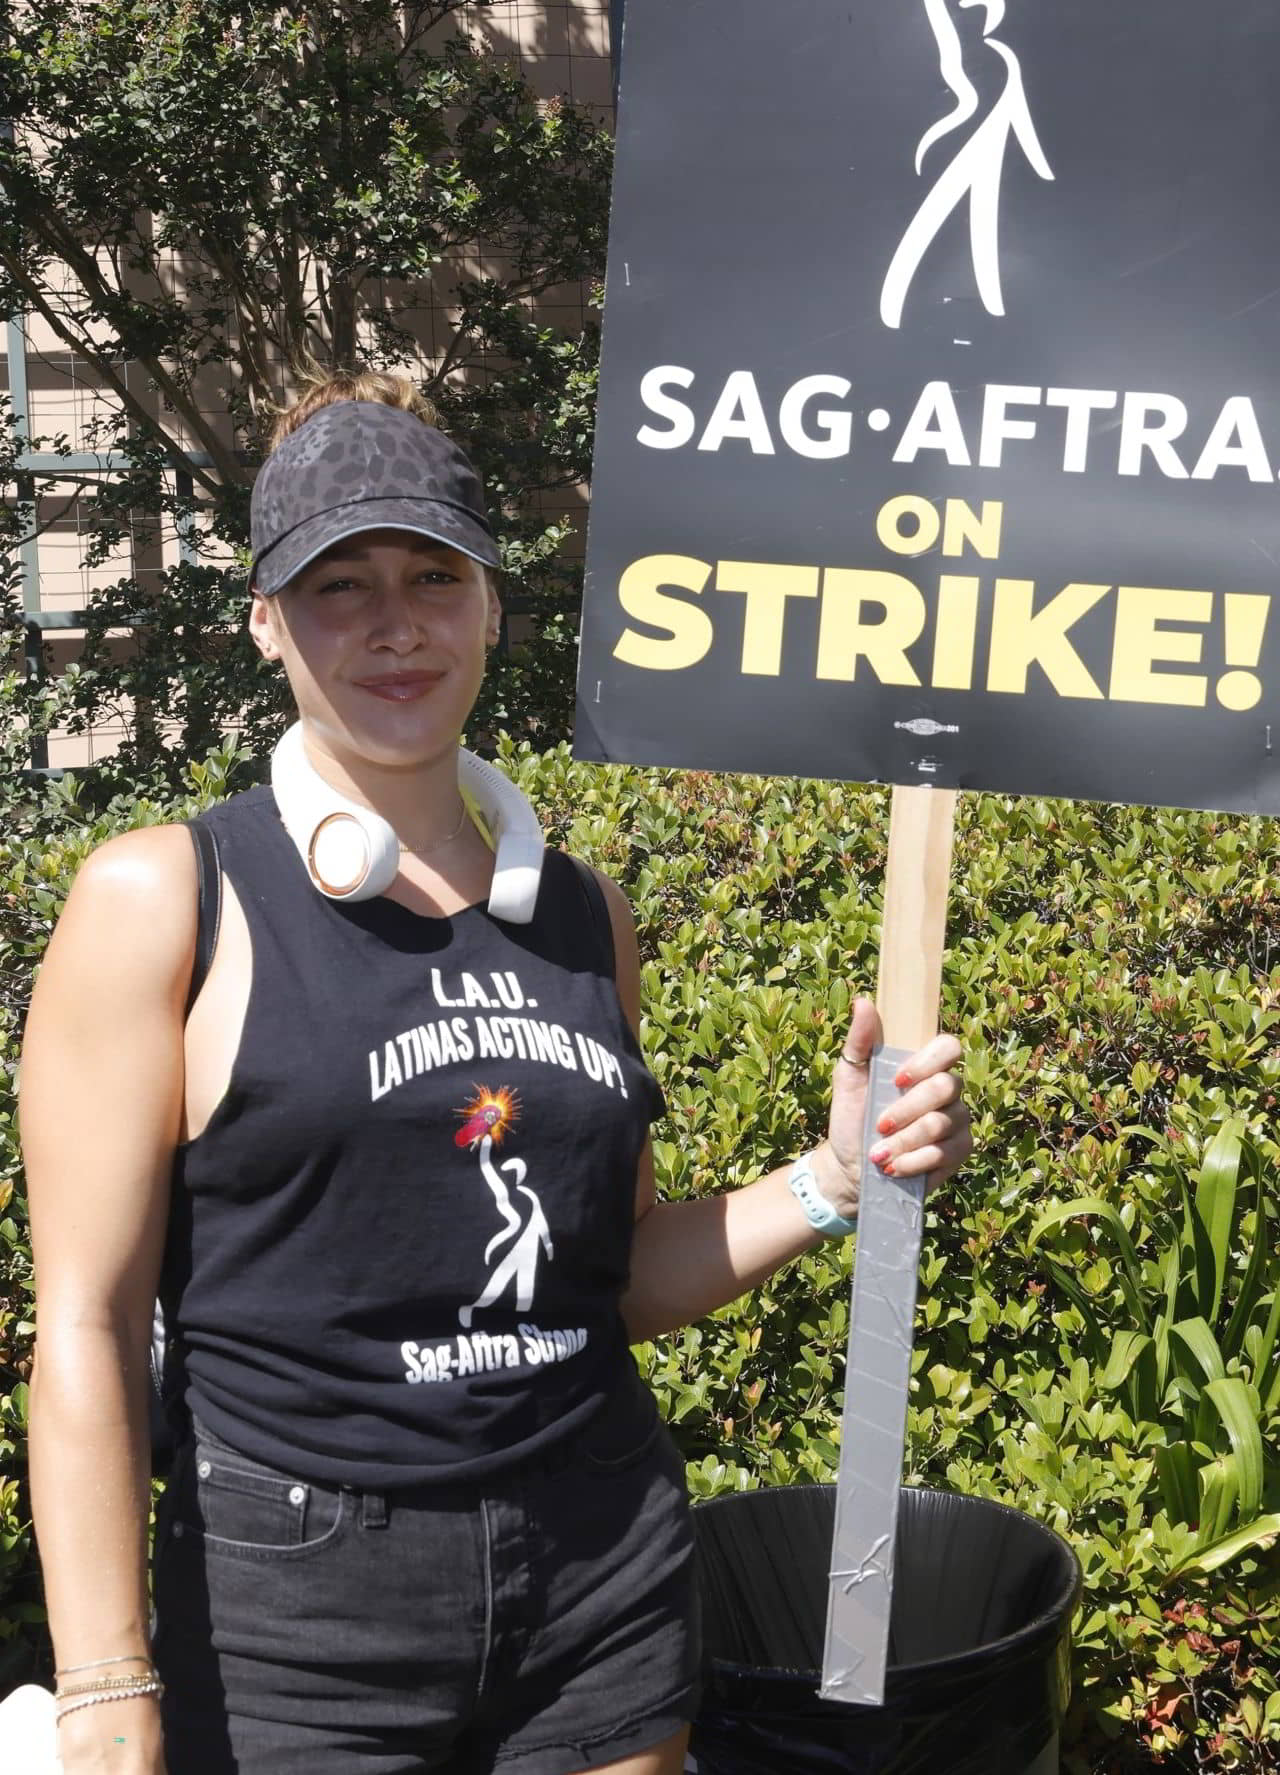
[250,400,501,594]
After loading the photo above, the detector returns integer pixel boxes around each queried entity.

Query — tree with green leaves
[0,0,610,781]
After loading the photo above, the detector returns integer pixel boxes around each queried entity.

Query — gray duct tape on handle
[822,1044,922,1707]
[270,721,546,922]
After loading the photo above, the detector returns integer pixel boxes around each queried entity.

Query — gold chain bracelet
[55,1678,164,1723]
[57,1669,160,1701]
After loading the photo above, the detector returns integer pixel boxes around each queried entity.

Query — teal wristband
[788,1150,859,1238]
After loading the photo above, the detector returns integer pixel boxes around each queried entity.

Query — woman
[21,374,971,1775]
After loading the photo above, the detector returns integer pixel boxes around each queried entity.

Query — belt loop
[361,1489,389,1530]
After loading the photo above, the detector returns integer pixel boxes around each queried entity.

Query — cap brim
[252,496,500,595]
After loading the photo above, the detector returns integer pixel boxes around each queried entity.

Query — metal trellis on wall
[5,314,141,772]
[5,313,217,775]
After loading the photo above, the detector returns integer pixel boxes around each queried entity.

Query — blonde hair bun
[269,367,440,452]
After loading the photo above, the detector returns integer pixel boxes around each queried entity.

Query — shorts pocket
[182,1440,347,1561]
[578,1367,662,1473]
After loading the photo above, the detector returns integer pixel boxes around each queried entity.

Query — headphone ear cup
[271,724,400,901]
[307,810,400,900]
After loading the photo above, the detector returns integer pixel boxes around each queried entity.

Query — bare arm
[592,871,971,1344]
[21,824,197,1772]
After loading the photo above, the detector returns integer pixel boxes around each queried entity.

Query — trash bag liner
[690,1484,1081,1775]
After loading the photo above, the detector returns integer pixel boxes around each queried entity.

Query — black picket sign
[578,0,1280,815]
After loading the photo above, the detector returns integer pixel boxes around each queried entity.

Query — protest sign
[577,0,1280,815]
[577,0,1280,1710]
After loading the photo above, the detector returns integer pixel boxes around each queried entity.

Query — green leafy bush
[2,743,1279,1768]
[1032,1121,1280,1580]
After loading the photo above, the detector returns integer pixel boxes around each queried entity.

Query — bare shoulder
[39,822,198,1006]
[22,824,200,1306]
[72,821,196,899]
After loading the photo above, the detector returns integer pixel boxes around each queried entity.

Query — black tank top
[163,787,663,1488]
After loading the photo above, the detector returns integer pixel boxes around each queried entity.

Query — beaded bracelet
[55,1678,164,1724]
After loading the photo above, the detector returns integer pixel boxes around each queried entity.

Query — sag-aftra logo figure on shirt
[454,1086,554,1328]
[399,1082,582,1384]
[880,0,1054,330]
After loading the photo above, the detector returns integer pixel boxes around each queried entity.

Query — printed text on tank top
[165,787,662,1488]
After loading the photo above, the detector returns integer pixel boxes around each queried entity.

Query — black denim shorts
[152,1377,699,1774]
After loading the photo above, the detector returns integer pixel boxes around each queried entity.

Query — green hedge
[3,742,1279,1770]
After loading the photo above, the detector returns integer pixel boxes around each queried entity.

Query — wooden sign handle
[876,785,957,1050]
[822,782,960,1706]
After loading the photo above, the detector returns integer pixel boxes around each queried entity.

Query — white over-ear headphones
[270,722,546,923]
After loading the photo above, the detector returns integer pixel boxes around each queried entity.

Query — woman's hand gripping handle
[808,997,971,1219]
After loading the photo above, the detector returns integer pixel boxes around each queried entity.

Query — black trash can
[690,1484,1082,1775]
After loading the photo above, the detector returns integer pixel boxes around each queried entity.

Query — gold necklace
[397,798,469,856]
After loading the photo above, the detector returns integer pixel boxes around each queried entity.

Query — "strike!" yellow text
[612,498,1268,712]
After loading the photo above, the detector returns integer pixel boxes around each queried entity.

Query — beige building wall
[4,0,614,768]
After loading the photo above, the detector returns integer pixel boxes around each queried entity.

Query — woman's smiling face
[249,528,501,771]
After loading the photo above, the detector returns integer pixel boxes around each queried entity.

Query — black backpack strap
[184,819,222,1017]
[568,855,616,980]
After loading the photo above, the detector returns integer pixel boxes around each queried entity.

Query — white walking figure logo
[458,1133,554,1328]
[880,0,1053,330]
